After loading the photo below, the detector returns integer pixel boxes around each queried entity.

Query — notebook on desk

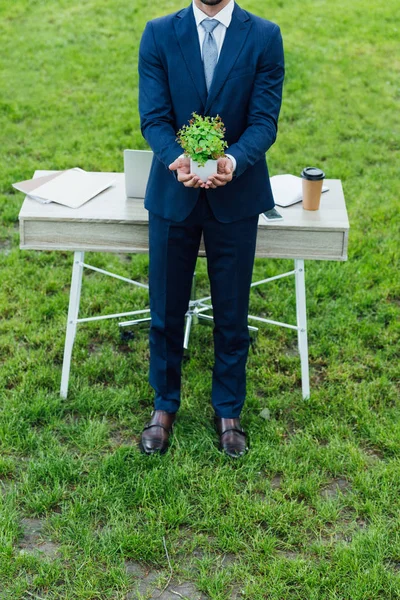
[124,149,153,198]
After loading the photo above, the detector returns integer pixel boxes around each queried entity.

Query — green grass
[0,0,399,598]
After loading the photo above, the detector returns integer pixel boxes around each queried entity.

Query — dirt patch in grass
[343,516,368,533]
[125,561,208,599]
[385,559,400,573]
[230,585,245,599]
[319,531,353,545]
[125,561,146,577]
[0,480,13,496]
[118,342,135,353]
[270,474,283,489]
[220,552,238,568]
[283,340,299,358]
[117,253,132,264]
[318,511,368,547]
[285,420,303,437]
[363,446,385,461]
[126,563,160,599]
[310,364,328,386]
[88,341,103,355]
[109,427,139,448]
[18,517,60,559]
[320,478,351,499]
[156,582,208,600]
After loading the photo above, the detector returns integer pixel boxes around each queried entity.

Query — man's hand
[169,157,203,188]
[169,156,234,189]
[203,157,234,189]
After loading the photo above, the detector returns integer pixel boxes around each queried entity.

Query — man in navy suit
[138,0,284,457]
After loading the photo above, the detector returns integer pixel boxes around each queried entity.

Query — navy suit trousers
[148,190,258,418]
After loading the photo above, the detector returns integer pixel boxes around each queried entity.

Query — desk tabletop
[19,171,350,261]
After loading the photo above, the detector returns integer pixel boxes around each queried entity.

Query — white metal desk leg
[60,251,84,398]
[294,259,310,399]
[183,313,193,350]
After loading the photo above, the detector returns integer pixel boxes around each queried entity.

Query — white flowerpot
[190,158,218,183]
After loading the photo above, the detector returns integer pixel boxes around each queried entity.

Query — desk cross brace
[60,252,310,401]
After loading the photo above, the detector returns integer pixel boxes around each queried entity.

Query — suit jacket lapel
[205,3,251,113]
[174,5,208,107]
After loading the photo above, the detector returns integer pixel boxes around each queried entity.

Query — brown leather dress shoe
[139,410,176,455]
[214,416,249,458]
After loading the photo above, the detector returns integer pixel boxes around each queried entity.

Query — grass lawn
[0,0,399,598]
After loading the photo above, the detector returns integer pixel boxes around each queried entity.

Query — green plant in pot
[176,112,228,182]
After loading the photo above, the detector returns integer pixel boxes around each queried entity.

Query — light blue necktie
[201,19,219,92]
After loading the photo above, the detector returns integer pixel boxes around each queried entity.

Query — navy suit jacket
[138,2,284,223]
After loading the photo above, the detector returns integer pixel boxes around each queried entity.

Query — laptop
[124,149,154,198]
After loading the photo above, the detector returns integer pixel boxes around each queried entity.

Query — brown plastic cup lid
[301,167,325,181]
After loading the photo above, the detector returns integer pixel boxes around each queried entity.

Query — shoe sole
[218,443,249,458]
[138,440,169,455]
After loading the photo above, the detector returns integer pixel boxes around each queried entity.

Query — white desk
[19,171,349,399]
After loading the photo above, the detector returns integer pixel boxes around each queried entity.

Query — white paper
[12,171,67,203]
[13,168,115,208]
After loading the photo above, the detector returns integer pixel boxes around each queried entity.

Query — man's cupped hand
[169,156,234,189]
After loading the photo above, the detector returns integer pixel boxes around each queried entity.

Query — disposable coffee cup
[301,167,325,211]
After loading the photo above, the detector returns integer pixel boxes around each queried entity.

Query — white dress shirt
[176,0,237,173]
[192,0,234,60]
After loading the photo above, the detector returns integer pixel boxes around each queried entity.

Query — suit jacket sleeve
[138,22,182,169]
[226,24,285,178]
